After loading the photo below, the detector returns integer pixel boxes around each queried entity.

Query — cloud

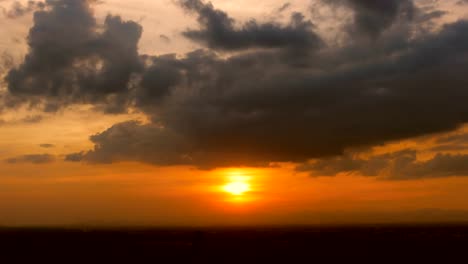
[70,18,468,169]
[179,0,322,52]
[0,115,44,125]
[431,132,468,151]
[323,0,416,38]
[64,152,85,162]
[65,121,272,168]
[21,115,43,124]
[277,3,291,13]
[5,154,56,164]
[2,1,45,19]
[0,52,14,75]
[417,10,446,23]
[5,0,468,174]
[297,150,468,180]
[159,34,171,43]
[66,121,194,166]
[39,144,55,148]
[5,0,143,113]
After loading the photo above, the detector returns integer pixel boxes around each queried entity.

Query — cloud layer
[2,0,468,177]
[325,0,415,38]
[179,0,322,52]
[5,0,143,113]
[297,150,468,180]
[5,154,55,164]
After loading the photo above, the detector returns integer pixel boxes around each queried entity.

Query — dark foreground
[2,225,468,263]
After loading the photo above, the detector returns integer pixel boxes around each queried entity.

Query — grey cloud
[416,10,446,23]
[324,0,416,38]
[159,34,171,43]
[135,54,184,107]
[39,144,55,148]
[0,115,44,125]
[65,19,468,170]
[5,154,55,164]
[436,133,468,145]
[0,52,14,72]
[278,3,291,13]
[297,150,468,180]
[64,152,85,162]
[5,0,143,113]
[73,121,192,166]
[60,122,184,166]
[431,132,468,151]
[21,115,43,123]
[2,1,45,19]
[5,0,468,174]
[179,0,322,52]
[65,121,272,169]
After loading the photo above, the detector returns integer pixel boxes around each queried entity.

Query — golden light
[222,170,252,196]
[224,181,250,196]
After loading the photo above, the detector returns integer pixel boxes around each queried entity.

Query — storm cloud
[3,0,468,174]
[5,154,55,164]
[39,144,55,148]
[6,0,143,113]
[323,0,416,38]
[296,150,468,180]
[179,0,322,52]
[2,1,45,19]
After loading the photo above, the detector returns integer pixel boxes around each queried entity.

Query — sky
[1,0,468,226]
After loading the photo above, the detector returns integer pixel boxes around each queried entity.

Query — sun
[222,171,251,196]
[223,181,250,196]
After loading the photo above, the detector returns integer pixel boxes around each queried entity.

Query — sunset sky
[1,0,468,226]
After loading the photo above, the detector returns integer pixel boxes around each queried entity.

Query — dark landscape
[2,225,468,263]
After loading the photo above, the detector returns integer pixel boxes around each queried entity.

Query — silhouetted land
[2,224,468,263]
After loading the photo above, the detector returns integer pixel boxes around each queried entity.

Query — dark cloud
[0,115,44,125]
[179,0,322,52]
[5,0,143,113]
[324,0,416,38]
[64,152,85,162]
[431,132,468,151]
[5,154,55,164]
[39,144,55,148]
[2,1,45,19]
[436,133,468,145]
[4,0,468,175]
[21,115,43,123]
[277,3,291,13]
[416,10,446,23]
[0,52,14,75]
[297,150,468,180]
[66,121,193,166]
[159,34,171,43]
[65,121,272,168]
[64,18,468,170]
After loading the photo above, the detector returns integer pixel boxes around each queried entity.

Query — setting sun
[222,171,252,196]
[224,181,250,196]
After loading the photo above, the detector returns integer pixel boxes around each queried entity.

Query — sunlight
[224,181,250,196]
[222,170,252,197]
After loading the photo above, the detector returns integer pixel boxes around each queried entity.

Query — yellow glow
[224,181,250,196]
[222,171,252,196]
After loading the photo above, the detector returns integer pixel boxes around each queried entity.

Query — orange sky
[1,0,468,226]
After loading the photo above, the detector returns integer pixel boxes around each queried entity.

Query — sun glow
[222,171,252,196]
[224,181,250,195]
